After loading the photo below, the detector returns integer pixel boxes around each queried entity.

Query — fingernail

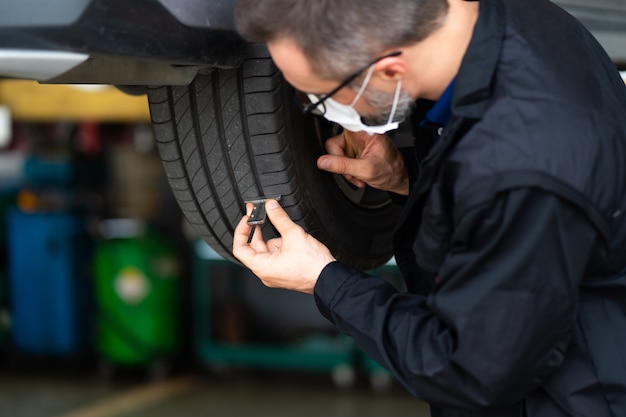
[318,158,330,170]
[266,199,280,210]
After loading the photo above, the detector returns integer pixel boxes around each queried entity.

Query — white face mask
[308,64,402,135]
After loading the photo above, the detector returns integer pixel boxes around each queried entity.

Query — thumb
[317,154,356,176]
[264,199,298,234]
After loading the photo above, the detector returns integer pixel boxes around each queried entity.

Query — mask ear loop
[387,79,402,124]
[350,64,376,107]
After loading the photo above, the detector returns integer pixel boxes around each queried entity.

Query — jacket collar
[452,0,505,119]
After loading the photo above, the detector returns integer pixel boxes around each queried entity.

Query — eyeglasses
[298,51,402,116]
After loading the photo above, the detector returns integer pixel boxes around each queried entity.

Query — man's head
[234,0,448,81]
[234,0,476,129]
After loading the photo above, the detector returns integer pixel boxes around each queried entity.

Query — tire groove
[167,83,233,258]
[190,74,236,240]
[238,59,264,202]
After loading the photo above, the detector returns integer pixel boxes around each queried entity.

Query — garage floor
[0,369,431,417]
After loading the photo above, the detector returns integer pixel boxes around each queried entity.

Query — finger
[318,156,368,188]
[317,154,368,178]
[350,178,365,188]
[245,202,254,216]
[264,199,299,235]
[345,134,362,158]
[248,223,268,252]
[241,202,268,251]
[233,214,258,261]
[333,131,365,158]
[339,173,364,188]
[324,134,347,156]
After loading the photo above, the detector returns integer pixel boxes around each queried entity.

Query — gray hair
[234,0,449,80]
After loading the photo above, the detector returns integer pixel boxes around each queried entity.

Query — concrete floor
[0,370,431,417]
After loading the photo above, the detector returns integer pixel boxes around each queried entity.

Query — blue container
[7,209,92,356]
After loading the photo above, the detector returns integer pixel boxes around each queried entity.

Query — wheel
[148,43,401,270]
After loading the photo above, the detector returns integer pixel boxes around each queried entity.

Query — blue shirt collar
[423,78,456,127]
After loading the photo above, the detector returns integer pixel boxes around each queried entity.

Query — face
[268,38,413,126]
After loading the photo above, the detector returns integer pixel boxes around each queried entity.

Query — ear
[373,54,406,81]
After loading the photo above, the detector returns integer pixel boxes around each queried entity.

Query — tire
[147,44,401,271]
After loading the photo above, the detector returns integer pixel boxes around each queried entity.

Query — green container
[93,226,181,366]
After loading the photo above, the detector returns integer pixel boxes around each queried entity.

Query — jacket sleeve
[314,188,597,408]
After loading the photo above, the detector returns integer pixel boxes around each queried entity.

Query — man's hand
[317,130,410,195]
[232,199,336,294]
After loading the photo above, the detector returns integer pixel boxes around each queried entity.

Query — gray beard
[360,86,414,127]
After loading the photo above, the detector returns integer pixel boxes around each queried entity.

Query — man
[232,0,626,416]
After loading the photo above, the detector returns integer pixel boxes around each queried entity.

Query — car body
[0,0,624,85]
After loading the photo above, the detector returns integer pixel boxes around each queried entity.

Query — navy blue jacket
[314,0,626,416]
